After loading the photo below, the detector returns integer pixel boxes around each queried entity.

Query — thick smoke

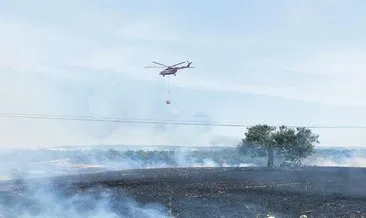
[1,146,366,182]
[304,156,366,167]
[0,178,170,218]
[0,146,260,181]
[303,147,366,167]
[0,147,174,217]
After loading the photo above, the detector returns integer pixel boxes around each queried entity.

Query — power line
[0,113,248,127]
[1,112,366,129]
[0,112,233,125]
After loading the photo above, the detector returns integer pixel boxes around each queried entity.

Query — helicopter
[144,61,194,77]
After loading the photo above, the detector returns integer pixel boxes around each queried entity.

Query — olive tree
[237,124,319,168]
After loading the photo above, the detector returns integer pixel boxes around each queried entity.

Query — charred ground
[1,166,366,217]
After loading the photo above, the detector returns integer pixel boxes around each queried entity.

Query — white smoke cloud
[0,178,170,218]
[305,156,366,168]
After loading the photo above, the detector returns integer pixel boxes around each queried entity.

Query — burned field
[1,166,366,217]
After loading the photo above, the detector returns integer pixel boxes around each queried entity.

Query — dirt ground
[1,167,366,217]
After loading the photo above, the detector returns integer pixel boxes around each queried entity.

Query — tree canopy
[237,124,319,168]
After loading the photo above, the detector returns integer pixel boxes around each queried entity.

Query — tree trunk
[267,146,274,168]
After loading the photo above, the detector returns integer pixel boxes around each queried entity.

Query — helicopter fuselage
[160,68,178,76]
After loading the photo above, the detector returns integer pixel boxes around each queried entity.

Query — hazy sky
[1,0,366,148]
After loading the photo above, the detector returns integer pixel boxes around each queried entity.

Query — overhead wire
[1,112,366,129]
[0,112,226,124]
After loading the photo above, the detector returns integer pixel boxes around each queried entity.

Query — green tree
[237,124,319,168]
[281,127,319,165]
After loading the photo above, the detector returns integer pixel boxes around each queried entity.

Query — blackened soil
[2,166,366,218]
